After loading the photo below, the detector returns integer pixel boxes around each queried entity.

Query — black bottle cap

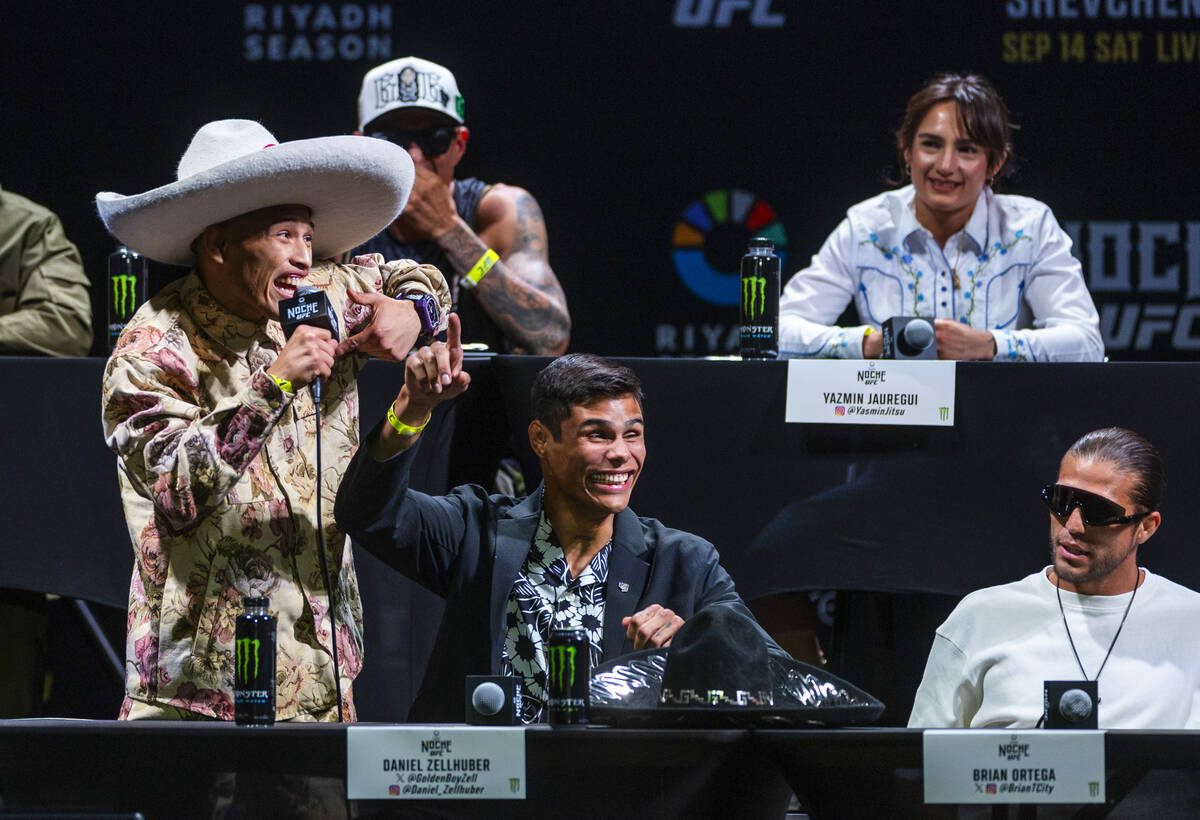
[243,596,270,608]
[748,237,774,252]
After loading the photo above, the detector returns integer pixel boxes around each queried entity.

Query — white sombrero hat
[96,119,414,267]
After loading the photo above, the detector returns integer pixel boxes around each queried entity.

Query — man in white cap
[97,119,451,722]
[355,56,570,355]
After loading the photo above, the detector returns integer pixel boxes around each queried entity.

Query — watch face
[404,293,438,335]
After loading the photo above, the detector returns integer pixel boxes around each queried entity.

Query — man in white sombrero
[98,119,451,722]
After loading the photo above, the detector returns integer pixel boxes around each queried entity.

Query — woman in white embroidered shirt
[779,73,1104,362]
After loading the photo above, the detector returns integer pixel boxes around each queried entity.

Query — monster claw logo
[547,645,577,690]
[237,637,261,682]
[742,275,767,320]
[112,274,139,319]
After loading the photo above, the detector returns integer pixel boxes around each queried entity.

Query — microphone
[278,286,340,400]
[1043,680,1098,729]
[1059,689,1094,722]
[465,675,522,725]
[882,316,937,360]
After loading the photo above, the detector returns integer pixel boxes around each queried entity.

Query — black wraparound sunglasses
[1040,483,1150,526]
[368,126,456,157]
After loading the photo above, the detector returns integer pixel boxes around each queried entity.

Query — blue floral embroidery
[861,237,925,314]
[862,231,1030,323]
[960,233,1032,325]
[998,332,1031,362]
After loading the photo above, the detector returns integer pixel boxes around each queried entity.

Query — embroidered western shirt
[779,186,1103,362]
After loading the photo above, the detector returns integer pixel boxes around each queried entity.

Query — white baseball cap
[358,56,465,131]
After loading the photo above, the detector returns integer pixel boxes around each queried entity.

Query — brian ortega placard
[347,726,526,800]
[785,360,956,426]
[922,730,1104,804]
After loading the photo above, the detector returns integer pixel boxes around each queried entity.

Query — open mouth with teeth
[928,178,961,192]
[588,471,635,491]
[274,273,306,300]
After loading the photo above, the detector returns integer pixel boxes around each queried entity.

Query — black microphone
[278,286,340,400]
[465,675,522,725]
[1043,680,1098,729]
[882,316,937,359]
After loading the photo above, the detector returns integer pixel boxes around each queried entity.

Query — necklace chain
[1054,569,1141,682]
[950,234,966,291]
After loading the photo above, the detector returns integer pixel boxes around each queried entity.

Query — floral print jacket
[102,256,448,720]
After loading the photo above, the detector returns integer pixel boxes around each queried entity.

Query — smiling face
[198,204,313,321]
[1048,454,1161,595]
[904,101,1001,238]
[532,394,645,523]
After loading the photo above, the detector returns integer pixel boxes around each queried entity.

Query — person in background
[779,73,1103,362]
[354,56,569,355]
[0,185,93,717]
[0,185,92,356]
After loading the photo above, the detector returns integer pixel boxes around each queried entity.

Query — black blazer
[335,432,781,723]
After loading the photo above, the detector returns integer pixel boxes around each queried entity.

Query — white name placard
[347,725,526,800]
[923,730,1105,804]
[785,360,956,426]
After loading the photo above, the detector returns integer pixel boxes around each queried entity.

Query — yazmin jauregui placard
[785,360,956,426]
[347,725,526,800]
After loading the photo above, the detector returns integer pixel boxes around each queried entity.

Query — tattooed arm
[435,184,570,355]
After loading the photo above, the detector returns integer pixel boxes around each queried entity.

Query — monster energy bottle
[546,628,589,725]
[234,597,276,726]
[739,236,780,359]
[107,245,147,351]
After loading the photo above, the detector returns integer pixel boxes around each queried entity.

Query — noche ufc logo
[672,0,785,27]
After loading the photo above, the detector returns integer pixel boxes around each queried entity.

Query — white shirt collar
[898,186,991,255]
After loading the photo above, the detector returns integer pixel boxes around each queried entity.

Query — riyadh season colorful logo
[672,189,787,306]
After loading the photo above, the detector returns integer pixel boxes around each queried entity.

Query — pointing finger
[446,313,464,374]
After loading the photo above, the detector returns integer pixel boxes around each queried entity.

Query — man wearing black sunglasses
[910,427,1200,729]
[353,56,569,356]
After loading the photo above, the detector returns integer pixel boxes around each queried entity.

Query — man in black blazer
[335,315,782,722]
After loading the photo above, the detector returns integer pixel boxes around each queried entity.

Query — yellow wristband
[387,402,431,437]
[463,248,499,287]
[863,327,874,337]
[268,373,294,394]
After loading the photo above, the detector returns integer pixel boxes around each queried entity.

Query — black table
[0,719,791,819]
[2,720,1197,819]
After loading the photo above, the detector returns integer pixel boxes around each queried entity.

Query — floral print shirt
[500,512,609,723]
[102,255,448,721]
[779,186,1103,362]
